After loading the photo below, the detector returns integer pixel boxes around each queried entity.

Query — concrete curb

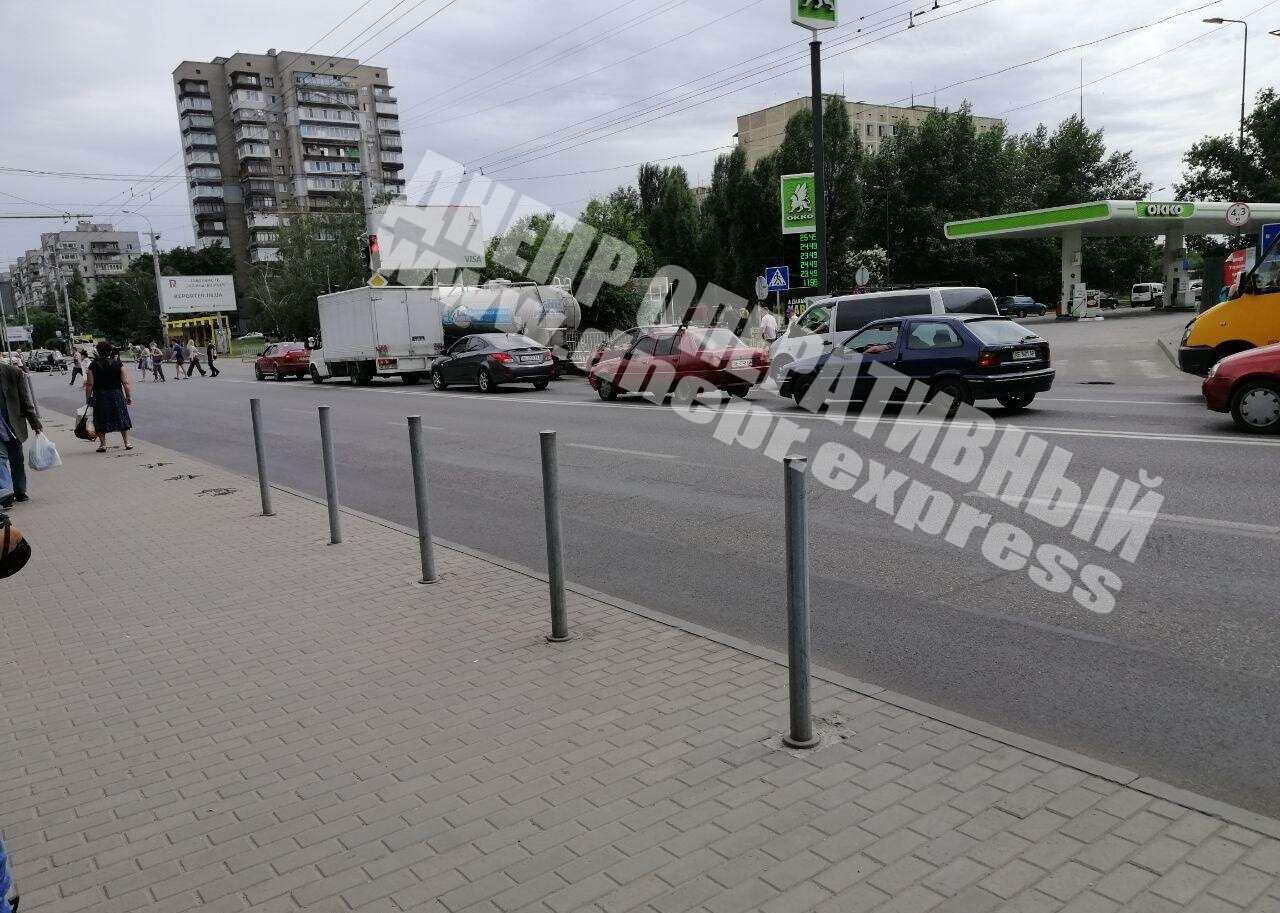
[1156,336,1182,370]
[250,477,1280,839]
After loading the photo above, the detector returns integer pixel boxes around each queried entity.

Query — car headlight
[1207,361,1219,379]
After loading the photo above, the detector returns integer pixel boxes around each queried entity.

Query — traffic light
[364,234,380,273]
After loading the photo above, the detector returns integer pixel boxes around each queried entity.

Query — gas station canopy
[942,200,1280,315]
[944,200,1280,240]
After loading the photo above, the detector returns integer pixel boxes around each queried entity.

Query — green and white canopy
[944,200,1280,240]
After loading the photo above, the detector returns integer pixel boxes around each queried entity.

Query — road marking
[566,442,675,460]
[968,491,1280,541]
[1038,396,1196,406]
[1134,359,1168,379]
[188,377,1280,448]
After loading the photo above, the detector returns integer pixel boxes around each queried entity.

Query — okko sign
[160,275,237,315]
[780,173,817,235]
[792,0,837,29]
[1135,202,1195,219]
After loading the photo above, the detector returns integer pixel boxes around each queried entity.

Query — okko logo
[1139,202,1193,218]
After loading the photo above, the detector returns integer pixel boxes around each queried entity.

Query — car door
[457,337,490,382]
[899,320,968,385]
[260,344,277,374]
[440,337,470,381]
[837,321,903,399]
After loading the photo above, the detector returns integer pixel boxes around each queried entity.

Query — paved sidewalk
[4,416,1280,913]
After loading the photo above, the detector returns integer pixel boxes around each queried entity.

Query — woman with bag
[84,341,133,453]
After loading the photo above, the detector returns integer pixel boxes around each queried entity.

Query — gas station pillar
[1163,226,1188,309]
[1059,229,1084,318]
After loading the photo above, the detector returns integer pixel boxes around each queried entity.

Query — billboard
[160,275,237,315]
[372,204,486,272]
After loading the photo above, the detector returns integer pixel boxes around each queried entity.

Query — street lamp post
[1204,17,1249,187]
[123,211,168,331]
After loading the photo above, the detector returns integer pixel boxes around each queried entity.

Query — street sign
[780,173,817,235]
[791,0,837,30]
[1225,202,1251,229]
[854,266,871,287]
[754,276,769,301]
[1261,223,1280,255]
[368,272,389,289]
[160,275,237,315]
[783,233,820,292]
[765,266,791,292]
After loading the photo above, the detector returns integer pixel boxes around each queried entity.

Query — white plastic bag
[28,432,61,471]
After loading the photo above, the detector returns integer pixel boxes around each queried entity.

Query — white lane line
[208,380,1280,448]
[1039,396,1197,406]
[565,442,675,460]
[968,491,1280,540]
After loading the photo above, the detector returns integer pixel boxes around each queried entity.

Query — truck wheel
[431,369,448,390]
[310,365,325,384]
[352,363,374,385]
[477,368,497,393]
[401,372,422,385]
[1230,381,1280,434]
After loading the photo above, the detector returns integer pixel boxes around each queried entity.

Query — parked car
[996,295,1048,318]
[778,314,1053,411]
[1202,342,1280,433]
[430,333,554,392]
[255,342,310,381]
[1131,282,1164,306]
[1087,289,1121,310]
[768,286,1000,380]
[588,325,769,401]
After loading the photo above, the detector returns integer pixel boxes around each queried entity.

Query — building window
[264,76,274,87]
[276,165,285,175]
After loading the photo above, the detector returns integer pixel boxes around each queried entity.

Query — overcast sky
[3,0,1278,263]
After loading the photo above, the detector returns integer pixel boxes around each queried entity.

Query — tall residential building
[172,49,406,287]
[7,221,142,313]
[736,98,1004,166]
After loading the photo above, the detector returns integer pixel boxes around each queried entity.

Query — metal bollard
[250,398,274,517]
[782,455,818,749]
[540,431,570,642]
[318,405,342,545]
[407,416,439,584]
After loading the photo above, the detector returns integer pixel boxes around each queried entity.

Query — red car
[587,325,769,401]
[255,341,310,381]
[1203,342,1280,433]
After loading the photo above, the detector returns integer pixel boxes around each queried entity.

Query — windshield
[686,327,746,351]
[965,319,1040,345]
[1255,232,1280,293]
[495,334,543,349]
[940,288,999,315]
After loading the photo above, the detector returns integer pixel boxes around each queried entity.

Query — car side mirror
[1239,273,1258,295]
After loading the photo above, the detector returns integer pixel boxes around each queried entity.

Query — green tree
[578,186,653,331]
[28,310,63,349]
[637,164,704,278]
[87,279,164,344]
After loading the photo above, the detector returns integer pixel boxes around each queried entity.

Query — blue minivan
[778,314,1054,411]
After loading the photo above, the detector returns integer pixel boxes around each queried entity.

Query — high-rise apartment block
[6,221,142,314]
[171,49,405,285]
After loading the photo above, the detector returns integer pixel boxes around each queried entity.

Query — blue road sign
[1262,223,1280,256]
[765,265,790,291]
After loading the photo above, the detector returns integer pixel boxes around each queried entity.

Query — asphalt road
[29,308,1280,815]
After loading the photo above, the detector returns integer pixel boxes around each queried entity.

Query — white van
[768,286,1000,378]
[1131,282,1163,306]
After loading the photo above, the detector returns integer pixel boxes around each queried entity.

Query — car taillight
[751,350,770,367]
[492,352,513,364]
[977,350,999,369]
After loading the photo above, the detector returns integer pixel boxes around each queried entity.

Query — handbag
[74,399,96,441]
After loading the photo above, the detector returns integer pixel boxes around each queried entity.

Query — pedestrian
[149,342,166,382]
[84,340,133,453]
[760,306,780,347]
[0,356,43,504]
[137,345,150,382]
[172,339,186,380]
[68,349,86,386]
[186,338,207,377]
[206,339,220,378]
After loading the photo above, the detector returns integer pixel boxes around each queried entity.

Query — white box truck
[308,287,447,385]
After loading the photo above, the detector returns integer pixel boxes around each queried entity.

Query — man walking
[206,340,220,378]
[68,349,86,386]
[0,358,43,505]
[172,339,186,380]
[760,306,780,348]
[186,339,207,377]
[149,342,166,382]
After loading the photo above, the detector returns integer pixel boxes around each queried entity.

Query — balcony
[237,142,270,160]
[240,161,272,177]
[380,150,403,164]
[193,202,225,218]
[234,125,269,143]
[247,212,280,229]
[298,106,359,124]
[376,118,399,132]
[184,131,217,149]
[230,71,261,89]
[189,184,225,202]
[246,195,277,211]
[375,102,398,116]
[178,96,214,114]
[229,89,267,111]
[374,87,396,102]
[188,166,222,183]
[177,79,210,96]
[250,232,279,246]
[303,159,361,175]
[244,178,275,194]
[299,123,360,143]
[196,222,227,236]
[232,106,268,124]
[250,247,280,263]
[304,176,357,193]
[94,260,124,273]
[379,132,402,150]
[296,88,356,106]
[184,149,220,167]
[303,144,360,160]
[90,242,120,254]
[180,113,215,132]
[295,72,347,89]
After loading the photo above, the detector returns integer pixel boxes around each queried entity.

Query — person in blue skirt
[83,341,134,453]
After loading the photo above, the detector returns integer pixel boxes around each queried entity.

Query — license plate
[520,355,542,364]
[729,358,751,368]
[1012,350,1037,361]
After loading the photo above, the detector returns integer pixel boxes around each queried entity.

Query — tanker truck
[308,281,581,384]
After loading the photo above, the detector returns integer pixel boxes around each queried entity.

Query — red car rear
[588,326,769,401]
[1203,342,1280,433]
[255,342,310,381]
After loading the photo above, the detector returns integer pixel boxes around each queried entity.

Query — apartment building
[736,98,1004,167]
[172,49,405,286]
[7,222,142,313]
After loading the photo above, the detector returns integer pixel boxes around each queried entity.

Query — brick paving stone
[4,419,1280,913]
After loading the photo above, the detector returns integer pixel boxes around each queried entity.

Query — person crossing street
[205,340,220,378]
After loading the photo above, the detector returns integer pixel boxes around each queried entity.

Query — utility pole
[124,211,168,332]
[810,33,827,296]
[1204,18,1250,190]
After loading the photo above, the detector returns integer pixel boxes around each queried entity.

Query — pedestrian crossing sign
[765,266,790,291]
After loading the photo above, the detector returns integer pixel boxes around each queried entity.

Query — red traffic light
[368,234,380,256]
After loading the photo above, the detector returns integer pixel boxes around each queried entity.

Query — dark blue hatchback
[777,314,1054,411]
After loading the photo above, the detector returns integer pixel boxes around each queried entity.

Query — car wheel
[927,378,973,411]
[996,392,1035,411]
[770,356,792,380]
[254,366,265,381]
[274,368,286,381]
[1230,381,1280,434]
[477,368,497,393]
[791,379,814,408]
[310,366,325,384]
[1016,310,1026,319]
[597,379,619,401]
[533,379,550,390]
[431,369,448,390]
[728,385,751,399]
